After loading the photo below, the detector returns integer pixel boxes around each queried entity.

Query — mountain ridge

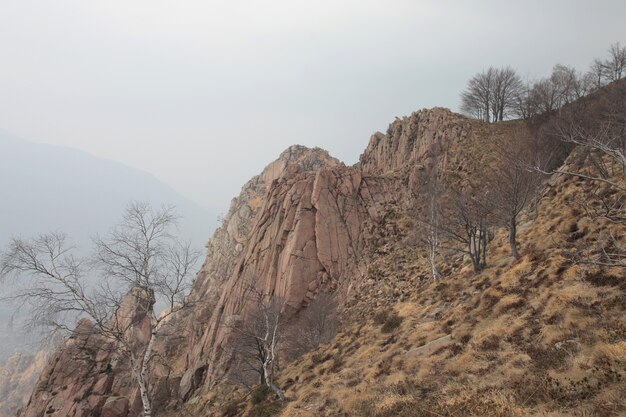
[10,80,626,416]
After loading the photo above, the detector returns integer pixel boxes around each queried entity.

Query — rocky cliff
[16,108,519,416]
[0,350,47,417]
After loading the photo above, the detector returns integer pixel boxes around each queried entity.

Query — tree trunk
[429,240,439,280]
[480,226,487,269]
[428,223,440,280]
[138,331,156,417]
[262,359,284,400]
[509,216,519,259]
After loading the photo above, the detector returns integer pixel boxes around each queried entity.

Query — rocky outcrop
[359,107,471,175]
[0,350,47,417]
[180,166,393,395]
[191,145,341,302]
[18,288,154,417]
[18,109,478,416]
[174,146,342,393]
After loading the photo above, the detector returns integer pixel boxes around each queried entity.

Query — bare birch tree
[434,185,494,273]
[489,131,545,258]
[227,286,286,400]
[0,202,200,417]
[414,155,445,279]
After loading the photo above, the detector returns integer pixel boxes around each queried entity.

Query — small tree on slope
[0,202,200,417]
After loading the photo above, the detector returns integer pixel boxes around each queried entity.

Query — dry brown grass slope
[198,99,626,416]
[264,163,625,417]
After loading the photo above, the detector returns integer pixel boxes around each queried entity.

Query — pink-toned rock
[16,110,476,416]
[180,163,394,395]
[359,108,470,175]
[18,288,153,417]
[101,396,129,417]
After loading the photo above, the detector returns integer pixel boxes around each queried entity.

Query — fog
[0,1,624,213]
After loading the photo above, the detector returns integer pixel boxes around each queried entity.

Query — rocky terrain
[9,80,626,417]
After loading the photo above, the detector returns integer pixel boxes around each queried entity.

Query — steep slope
[271,152,626,417]
[15,108,513,417]
[14,144,347,416]
[0,130,214,363]
[0,351,49,417]
[15,90,626,417]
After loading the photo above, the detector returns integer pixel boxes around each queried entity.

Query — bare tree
[536,81,625,268]
[461,68,495,122]
[513,80,539,120]
[414,154,445,279]
[283,292,338,360]
[488,131,545,258]
[0,202,200,417]
[435,184,494,273]
[584,42,626,89]
[605,42,626,82]
[227,286,286,400]
[461,67,523,123]
[587,59,608,90]
[492,67,525,121]
[540,82,626,188]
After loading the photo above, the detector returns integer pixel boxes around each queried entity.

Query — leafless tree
[435,184,494,273]
[414,154,445,279]
[0,202,200,417]
[461,67,523,123]
[488,131,546,258]
[587,59,608,90]
[605,42,626,82]
[584,42,626,89]
[226,286,286,400]
[539,82,626,188]
[537,81,625,268]
[283,292,338,360]
[513,80,539,120]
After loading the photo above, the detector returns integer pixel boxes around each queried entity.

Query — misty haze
[1,2,625,417]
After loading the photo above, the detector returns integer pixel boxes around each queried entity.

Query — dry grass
[262,150,626,417]
[175,115,626,417]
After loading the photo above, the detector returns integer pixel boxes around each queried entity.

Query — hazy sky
[1,0,624,212]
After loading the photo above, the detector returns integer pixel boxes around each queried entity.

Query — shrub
[249,402,285,417]
[251,385,270,405]
[479,334,501,351]
[381,312,403,333]
[373,310,390,325]
[220,400,241,417]
[584,271,623,288]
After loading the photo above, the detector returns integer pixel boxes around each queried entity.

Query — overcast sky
[1,0,624,212]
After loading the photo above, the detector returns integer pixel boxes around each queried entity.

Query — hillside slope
[15,81,626,417]
[0,131,215,416]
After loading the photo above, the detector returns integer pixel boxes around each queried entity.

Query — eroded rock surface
[18,109,476,416]
[18,288,153,417]
[360,107,470,175]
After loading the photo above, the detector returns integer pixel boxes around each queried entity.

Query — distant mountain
[0,129,216,362]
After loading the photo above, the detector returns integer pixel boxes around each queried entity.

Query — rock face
[359,108,471,175]
[18,287,154,417]
[18,109,475,416]
[0,350,48,417]
[190,145,341,304]
[180,166,392,395]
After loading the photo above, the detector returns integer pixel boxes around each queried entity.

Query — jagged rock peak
[193,145,342,297]
[359,107,471,175]
[17,286,154,417]
[260,145,342,184]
